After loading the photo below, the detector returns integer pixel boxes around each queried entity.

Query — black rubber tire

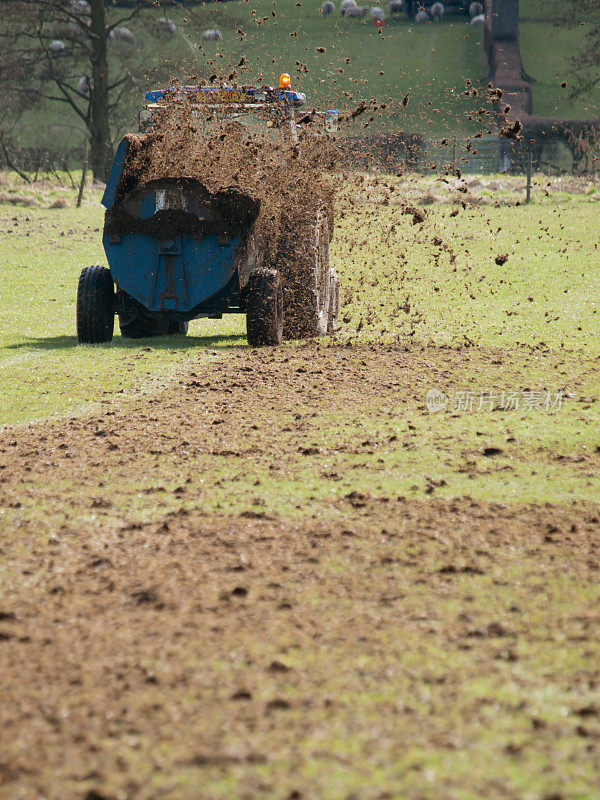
[168,319,189,335]
[246,268,283,347]
[119,312,163,339]
[279,210,332,340]
[118,292,189,338]
[76,265,114,344]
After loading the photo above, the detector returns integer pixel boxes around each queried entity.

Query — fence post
[77,137,88,208]
[525,149,532,203]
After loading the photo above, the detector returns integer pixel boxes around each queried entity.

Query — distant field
[173,0,490,134]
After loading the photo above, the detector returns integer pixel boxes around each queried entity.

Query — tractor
[76,76,340,346]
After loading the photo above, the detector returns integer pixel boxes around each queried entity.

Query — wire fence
[422,136,501,174]
[343,133,506,175]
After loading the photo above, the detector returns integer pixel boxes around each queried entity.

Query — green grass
[336,174,600,352]
[520,24,600,119]
[2,172,600,512]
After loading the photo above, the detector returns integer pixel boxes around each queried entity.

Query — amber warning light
[279,73,291,89]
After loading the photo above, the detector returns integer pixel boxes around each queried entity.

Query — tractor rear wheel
[279,210,332,340]
[246,267,283,347]
[76,265,114,344]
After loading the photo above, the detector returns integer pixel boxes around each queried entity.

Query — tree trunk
[89,0,112,181]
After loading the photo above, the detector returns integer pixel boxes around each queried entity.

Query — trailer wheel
[168,320,189,336]
[119,312,162,339]
[246,268,283,347]
[119,313,188,338]
[328,268,340,333]
[280,209,332,340]
[76,265,114,344]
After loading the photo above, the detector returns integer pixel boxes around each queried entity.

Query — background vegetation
[6,0,600,175]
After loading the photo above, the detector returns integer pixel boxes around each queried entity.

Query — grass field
[1,171,600,799]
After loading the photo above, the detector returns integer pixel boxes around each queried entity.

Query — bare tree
[0,27,35,180]
[565,1,600,100]
[2,0,154,181]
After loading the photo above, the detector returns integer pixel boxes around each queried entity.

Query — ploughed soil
[1,344,600,800]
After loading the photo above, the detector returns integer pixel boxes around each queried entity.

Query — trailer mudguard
[101,138,130,212]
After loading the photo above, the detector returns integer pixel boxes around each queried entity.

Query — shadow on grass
[6,333,248,351]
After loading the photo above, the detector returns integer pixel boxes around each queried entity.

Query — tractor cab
[139,75,339,142]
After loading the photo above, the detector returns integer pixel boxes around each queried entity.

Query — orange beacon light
[279,73,291,89]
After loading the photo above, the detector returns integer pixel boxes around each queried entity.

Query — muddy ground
[1,344,599,800]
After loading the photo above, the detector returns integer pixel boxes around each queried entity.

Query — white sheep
[49,39,66,52]
[156,17,177,35]
[387,0,404,11]
[341,0,357,15]
[470,13,484,24]
[430,1,444,21]
[469,1,483,17]
[109,27,135,44]
[70,0,90,14]
[370,6,386,20]
[321,1,335,15]
[414,8,429,22]
[202,28,223,41]
[78,75,90,97]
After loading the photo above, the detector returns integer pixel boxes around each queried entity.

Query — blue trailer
[76,79,340,346]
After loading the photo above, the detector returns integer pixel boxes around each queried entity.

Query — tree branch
[0,136,32,183]
[33,90,88,120]
[106,1,155,33]
[108,74,131,92]
[32,0,93,33]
